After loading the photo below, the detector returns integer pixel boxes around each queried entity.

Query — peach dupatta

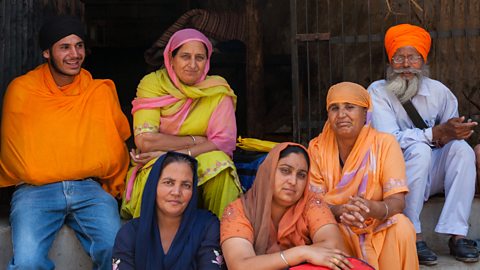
[308,82,407,235]
[241,142,316,254]
[308,83,414,268]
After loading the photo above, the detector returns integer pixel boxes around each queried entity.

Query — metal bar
[6,0,12,90]
[0,0,5,93]
[435,0,440,77]
[408,0,412,21]
[353,0,357,83]
[316,0,321,139]
[305,0,311,141]
[295,32,330,41]
[341,0,345,80]
[381,0,386,78]
[367,0,372,82]
[327,0,332,86]
[290,0,300,142]
[295,28,480,46]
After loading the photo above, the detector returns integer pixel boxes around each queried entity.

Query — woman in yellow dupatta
[308,82,419,269]
[121,28,241,218]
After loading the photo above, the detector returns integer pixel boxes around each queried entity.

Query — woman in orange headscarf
[220,143,355,270]
[308,82,419,270]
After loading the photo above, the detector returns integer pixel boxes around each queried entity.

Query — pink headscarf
[163,28,213,89]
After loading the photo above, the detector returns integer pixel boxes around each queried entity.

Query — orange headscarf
[309,82,381,234]
[0,64,130,197]
[384,23,431,63]
[242,142,314,254]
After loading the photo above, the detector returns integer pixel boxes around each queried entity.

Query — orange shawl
[0,64,130,197]
[308,82,407,234]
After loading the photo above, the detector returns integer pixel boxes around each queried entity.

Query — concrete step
[419,196,480,270]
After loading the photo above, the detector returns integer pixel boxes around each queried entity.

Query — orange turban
[326,82,371,111]
[384,24,431,63]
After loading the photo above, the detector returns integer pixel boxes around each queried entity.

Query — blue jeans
[8,179,121,270]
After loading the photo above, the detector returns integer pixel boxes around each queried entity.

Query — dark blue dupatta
[134,152,214,270]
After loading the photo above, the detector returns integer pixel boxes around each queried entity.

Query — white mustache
[392,67,422,74]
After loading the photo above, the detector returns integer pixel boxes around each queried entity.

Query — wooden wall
[291,0,480,144]
[0,0,84,108]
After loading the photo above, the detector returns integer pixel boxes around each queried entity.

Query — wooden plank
[245,0,265,138]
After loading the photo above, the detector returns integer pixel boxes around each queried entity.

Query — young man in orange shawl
[308,82,418,270]
[368,24,478,265]
[0,16,130,269]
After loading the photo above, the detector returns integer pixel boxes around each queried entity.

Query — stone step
[1,197,479,269]
[419,196,480,269]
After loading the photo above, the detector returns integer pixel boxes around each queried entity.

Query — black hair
[171,43,209,58]
[279,145,310,169]
[161,152,196,173]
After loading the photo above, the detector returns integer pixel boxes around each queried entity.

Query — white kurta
[368,78,475,235]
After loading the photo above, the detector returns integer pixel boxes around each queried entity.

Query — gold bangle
[189,135,196,145]
[187,148,192,156]
[279,251,290,267]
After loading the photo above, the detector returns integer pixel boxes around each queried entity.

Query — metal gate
[290,0,480,144]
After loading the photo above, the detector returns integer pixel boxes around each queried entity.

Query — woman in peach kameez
[308,82,419,270]
[221,143,354,270]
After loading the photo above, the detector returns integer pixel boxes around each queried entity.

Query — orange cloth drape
[385,23,431,63]
[308,82,418,269]
[0,64,130,197]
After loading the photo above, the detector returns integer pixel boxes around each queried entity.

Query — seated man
[0,16,130,269]
[368,24,478,265]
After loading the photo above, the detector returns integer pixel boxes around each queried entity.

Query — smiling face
[42,34,85,86]
[155,161,194,219]
[328,102,367,140]
[391,46,424,80]
[272,152,309,208]
[169,40,208,86]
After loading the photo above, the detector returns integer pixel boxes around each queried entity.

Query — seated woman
[308,82,419,269]
[122,28,241,218]
[113,152,225,269]
[221,143,353,270]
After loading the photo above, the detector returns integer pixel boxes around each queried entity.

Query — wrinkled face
[42,34,85,86]
[328,102,367,140]
[272,152,309,208]
[156,162,194,218]
[391,46,424,80]
[169,41,208,86]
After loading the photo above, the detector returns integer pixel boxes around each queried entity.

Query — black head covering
[39,15,86,50]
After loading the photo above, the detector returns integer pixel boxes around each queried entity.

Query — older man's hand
[433,116,477,146]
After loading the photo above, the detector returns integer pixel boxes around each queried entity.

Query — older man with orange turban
[368,24,478,265]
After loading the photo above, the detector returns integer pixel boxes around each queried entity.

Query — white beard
[385,65,429,104]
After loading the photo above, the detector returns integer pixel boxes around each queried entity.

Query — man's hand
[432,116,477,146]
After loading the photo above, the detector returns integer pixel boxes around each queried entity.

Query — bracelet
[382,201,389,220]
[190,135,196,145]
[187,148,192,156]
[279,251,290,267]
